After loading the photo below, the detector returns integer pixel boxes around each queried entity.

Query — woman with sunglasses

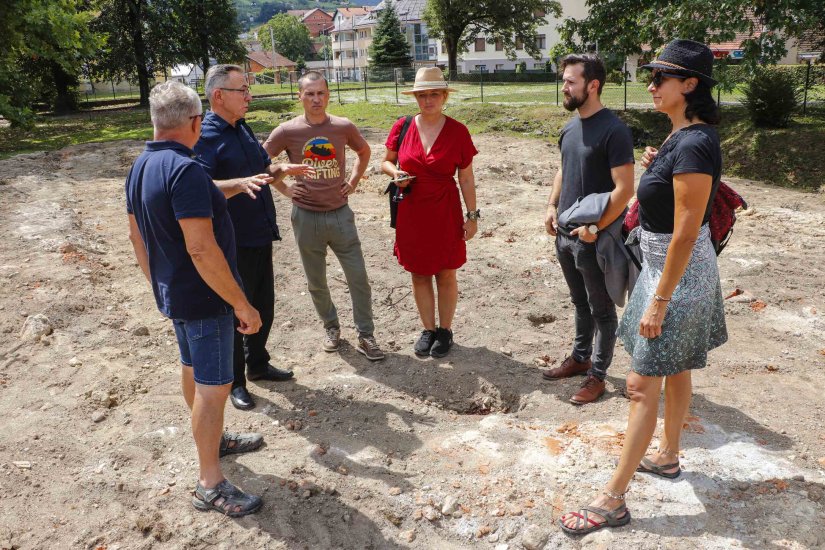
[560,39,727,535]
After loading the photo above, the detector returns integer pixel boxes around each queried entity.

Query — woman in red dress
[381,67,479,358]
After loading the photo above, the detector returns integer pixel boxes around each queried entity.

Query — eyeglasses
[189,112,205,121]
[649,71,689,88]
[220,87,251,96]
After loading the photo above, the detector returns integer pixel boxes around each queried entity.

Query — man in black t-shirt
[542,54,635,405]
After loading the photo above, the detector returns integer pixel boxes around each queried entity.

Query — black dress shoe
[247,364,295,382]
[230,386,255,410]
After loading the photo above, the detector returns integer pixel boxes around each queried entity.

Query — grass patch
[2,99,823,189]
[0,108,152,159]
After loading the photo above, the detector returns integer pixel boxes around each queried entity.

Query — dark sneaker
[357,335,385,361]
[430,327,453,358]
[570,375,606,405]
[323,327,341,352]
[414,330,437,356]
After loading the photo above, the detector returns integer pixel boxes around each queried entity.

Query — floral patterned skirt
[618,225,727,376]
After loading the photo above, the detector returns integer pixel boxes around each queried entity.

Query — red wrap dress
[385,116,478,276]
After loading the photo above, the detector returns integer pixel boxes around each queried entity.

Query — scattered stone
[581,529,614,548]
[132,326,150,336]
[91,411,107,423]
[389,487,402,496]
[399,529,415,542]
[423,505,440,522]
[68,356,82,367]
[477,525,492,538]
[20,314,53,342]
[495,545,509,550]
[12,461,32,469]
[441,495,459,516]
[488,532,500,543]
[818,457,825,468]
[500,348,513,357]
[506,504,523,516]
[280,320,294,329]
[521,524,548,550]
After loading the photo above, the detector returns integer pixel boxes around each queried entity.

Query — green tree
[369,0,412,69]
[423,0,562,75]
[258,13,313,63]
[557,0,825,67]
[173,0,247,75]
[90,0,177,107]
[0,0,102,125]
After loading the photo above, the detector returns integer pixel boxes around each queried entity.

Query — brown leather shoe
[542,355,592,380]
[570,375,606,405]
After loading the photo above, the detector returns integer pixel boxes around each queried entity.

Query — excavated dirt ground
[0,129,824,550]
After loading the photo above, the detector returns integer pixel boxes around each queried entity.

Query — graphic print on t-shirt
[302,137,340,179]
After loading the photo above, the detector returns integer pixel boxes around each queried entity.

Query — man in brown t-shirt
[263,71,384,361]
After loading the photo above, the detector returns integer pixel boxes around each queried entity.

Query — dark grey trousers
[556,232,618,379]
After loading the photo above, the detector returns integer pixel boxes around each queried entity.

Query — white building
[435,1,590,74]
[330,0,438,82]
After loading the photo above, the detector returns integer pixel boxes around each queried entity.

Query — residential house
[300,8,334,38]
[244,50,297,83]
[169,63,207,87]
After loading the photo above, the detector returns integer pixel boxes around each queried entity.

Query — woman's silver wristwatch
[466,209,481,221]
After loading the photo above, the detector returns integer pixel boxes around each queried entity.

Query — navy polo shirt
[194,112,280,247]
[125,140,241,320]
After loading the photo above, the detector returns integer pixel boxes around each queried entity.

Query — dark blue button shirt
[194,112,280,247]
[125,140,241,320]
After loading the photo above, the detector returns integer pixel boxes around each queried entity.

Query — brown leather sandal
[559,503,631,535]
[636,456,682,479]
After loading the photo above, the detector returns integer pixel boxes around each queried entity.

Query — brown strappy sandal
[559,489,632,535]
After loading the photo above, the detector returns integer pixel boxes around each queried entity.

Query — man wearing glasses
[542,54,635,405]
[196,64,312,410]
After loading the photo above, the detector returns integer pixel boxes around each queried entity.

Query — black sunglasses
[649,71,689,87]
[189,112,205,121]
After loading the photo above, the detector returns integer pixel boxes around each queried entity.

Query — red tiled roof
[246,50,297,69]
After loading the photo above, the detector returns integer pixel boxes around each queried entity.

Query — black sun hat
[642,39,717,87]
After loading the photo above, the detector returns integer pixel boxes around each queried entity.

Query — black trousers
[233,243,274,389]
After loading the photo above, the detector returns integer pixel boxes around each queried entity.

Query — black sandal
[219,431,264,457]
[559,503,631,535]
[637,456,681,479]
[192,479,262,517]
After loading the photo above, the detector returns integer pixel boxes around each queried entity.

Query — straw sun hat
[401,67,457,95]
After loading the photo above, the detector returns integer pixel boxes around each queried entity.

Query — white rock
[91,411,106,423]
[581,529,615,549]
[441,495,459,516]
[423,505,440,521]
[521,524,548,550]
[20,314,53,341]
[68,356,82,367]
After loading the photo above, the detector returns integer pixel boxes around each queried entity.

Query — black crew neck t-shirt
[637,125,722,233]
[558,108,635,222]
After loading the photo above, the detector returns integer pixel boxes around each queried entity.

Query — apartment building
[330,0,438,82]
[435,1,589,74]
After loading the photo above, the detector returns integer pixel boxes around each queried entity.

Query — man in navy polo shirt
[126,81,266,515]
[196,64,312,411]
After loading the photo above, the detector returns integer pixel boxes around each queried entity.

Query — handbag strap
[395,115,413,160]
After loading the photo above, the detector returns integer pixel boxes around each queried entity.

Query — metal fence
[76,63,824,116]
[242,63,825,116]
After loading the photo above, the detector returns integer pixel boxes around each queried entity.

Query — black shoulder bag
[384,115,413,228]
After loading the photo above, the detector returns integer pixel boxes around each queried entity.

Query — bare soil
[0,130,824,550]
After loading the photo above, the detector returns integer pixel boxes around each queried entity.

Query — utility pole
[276,25,277,86]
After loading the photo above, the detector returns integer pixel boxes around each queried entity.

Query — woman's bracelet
[653,294,671,302]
